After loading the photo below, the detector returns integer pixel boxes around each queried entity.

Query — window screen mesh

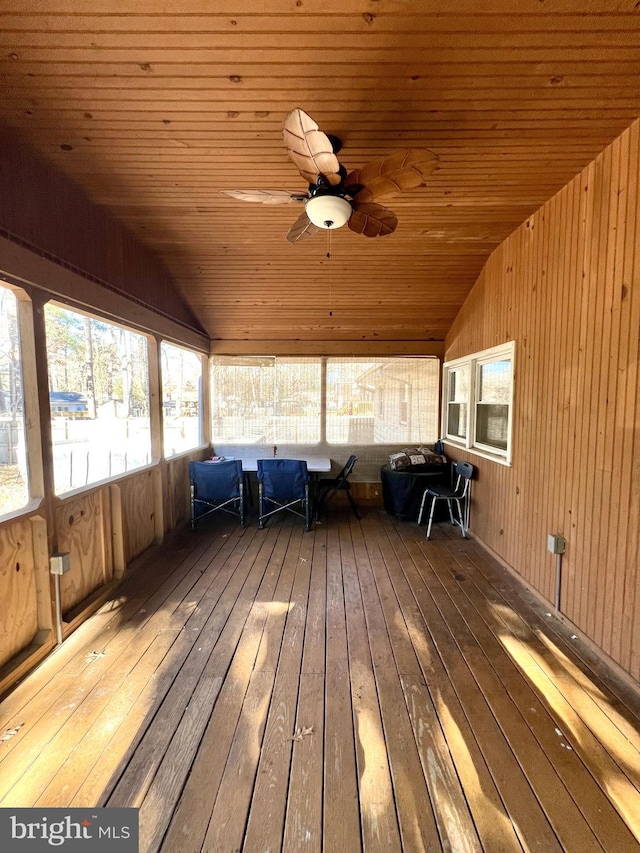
[211,357,322,444]
[326,357,439,445]
[211,356,439,446]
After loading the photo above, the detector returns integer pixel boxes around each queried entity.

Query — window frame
[444,362,470,443]
[442,341,515,466]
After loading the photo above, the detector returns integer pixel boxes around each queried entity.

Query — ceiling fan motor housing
[305,193,352,229]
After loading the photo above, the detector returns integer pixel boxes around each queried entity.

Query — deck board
[1,508,639,853]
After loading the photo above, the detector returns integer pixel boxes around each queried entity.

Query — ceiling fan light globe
[305,195,352,230]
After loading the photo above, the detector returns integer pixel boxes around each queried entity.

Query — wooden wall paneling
[0,515,55,696]
[164,451,206,533]
[0,239,209,353]
[563,166,588,626]
[29,514,54,639]
[534,198,548,599]
[0,516,40,668]
[618,125,640,676]
[602,135,625,643]
[557,149,598,639]
[604,132,629,663]
[0,130,205,335]
[527,206,543,592]
[534,201,551,598]
[580,145,611,642]
[542,196,558,600]
[119,470,157,563]
[630,397,640,679]
[556,180,578,612]
[530,198,557,599]
[512,224,529,584]
[504,238,521,573]
[522,208,542,587]
[444,119,640,680]
[570,158,595,633]
[152,467,164,543]
[164,459,178,533]
[612,127,636,664]
[545,189,563,604]
[552,184,567,574]
[594,139,624,648]
[55,489,111,616]
[585,142,612,644]
[614,124,640,670]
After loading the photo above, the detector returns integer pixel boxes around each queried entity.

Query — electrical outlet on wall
[547,534,565,555]
[50,552,71,575]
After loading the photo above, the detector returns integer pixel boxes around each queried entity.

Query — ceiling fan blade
[347,202,398,238]
[221,189,308,204]
[286,211,320,244]
[282,108,342,187]
[345,149,438,203]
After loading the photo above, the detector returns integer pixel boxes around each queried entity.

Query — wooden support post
[110,483,126,579]
[153,467,165,544]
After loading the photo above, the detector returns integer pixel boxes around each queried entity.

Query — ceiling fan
[221,108,438,243]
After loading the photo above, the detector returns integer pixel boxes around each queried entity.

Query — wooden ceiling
[1,1,640,346]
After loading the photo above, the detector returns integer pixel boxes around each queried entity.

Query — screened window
[442,342,515,464]
[211,356,322,444]
[45,304,152,494]
[211,356,438,446]
[326,357,439,445]
[0,284,28,516]
[161,342,204,457]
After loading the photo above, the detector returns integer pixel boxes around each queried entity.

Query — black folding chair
[257,458,312,531]
[315,454,360,521]
[189,460,246,530]
[418,460,474,539]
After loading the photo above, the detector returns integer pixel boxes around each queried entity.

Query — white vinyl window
[445,364,469,442]
[442,341,515,465]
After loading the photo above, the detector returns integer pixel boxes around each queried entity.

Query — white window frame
[442,341,515,466]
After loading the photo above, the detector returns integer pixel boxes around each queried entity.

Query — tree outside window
[45,303,152,494]
[161,341,203,457]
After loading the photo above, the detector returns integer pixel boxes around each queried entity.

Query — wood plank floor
[1,508,639,853]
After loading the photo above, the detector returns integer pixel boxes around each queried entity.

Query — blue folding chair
[189,460,245,530]
[257,458,312,531]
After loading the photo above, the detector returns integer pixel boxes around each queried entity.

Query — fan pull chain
[327,229,333,317]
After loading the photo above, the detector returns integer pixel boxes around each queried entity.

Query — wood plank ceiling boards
[1,2,640,345]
